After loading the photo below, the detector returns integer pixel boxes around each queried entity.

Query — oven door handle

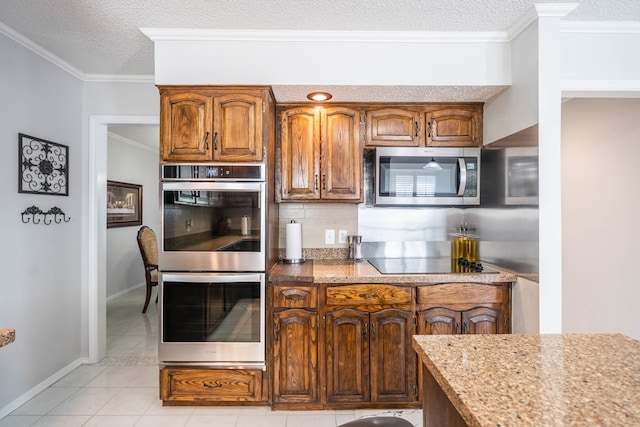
[160,272,263,284]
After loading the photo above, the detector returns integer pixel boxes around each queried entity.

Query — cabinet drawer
[326,284,412,306]
[160,368,263,403]
[416,283,502,305]
[272,285,317,308]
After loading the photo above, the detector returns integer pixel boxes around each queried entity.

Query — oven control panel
[162,163,265,181]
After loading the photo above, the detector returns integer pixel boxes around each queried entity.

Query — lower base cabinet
[272,308,319,406]
[159,368,267,405]
[325,308,417,405]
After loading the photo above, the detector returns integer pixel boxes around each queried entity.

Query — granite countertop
[0,329,15,348]
[412,333,640,426]
[269,259,516,284]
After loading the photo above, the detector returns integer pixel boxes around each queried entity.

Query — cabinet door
[369,309,417,403]
[462,307,501,334]
[273,309,318,404]
[320,107,362,201]
[325,309,369,404]
[426,108,479,147]
[213,93,264,162]
[160,91,213,162]
[366,108,422,147]
[280,108,320,200]
[417,307,461,335]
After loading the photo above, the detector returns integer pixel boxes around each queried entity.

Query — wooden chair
[136,226,159,313]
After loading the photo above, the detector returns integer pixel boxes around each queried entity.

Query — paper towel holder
[283,220,305,264]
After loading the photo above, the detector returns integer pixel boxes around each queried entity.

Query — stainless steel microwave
[373,147,480,206]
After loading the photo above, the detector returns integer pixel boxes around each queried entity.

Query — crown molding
[140,28,509,44]
[561,21,640,33]
[0,21,84,80]
[507,3,580,40]
[107,131,158,154]
[83,74,155,83]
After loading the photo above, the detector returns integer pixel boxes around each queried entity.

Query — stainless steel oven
[159,163,268,369]
[159,272,265,368]
[160,163,266,272]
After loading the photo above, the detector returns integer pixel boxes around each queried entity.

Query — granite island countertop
[269,259,517,284]
[0,328,15,348]
[412,333,640,426]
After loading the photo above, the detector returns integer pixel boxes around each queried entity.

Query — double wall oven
[159,163,266,369]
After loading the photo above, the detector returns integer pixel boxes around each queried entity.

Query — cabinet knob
[204,131,210,150]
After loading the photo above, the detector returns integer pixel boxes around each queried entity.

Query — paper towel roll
[241,215,250,236]
[285,221,303,261]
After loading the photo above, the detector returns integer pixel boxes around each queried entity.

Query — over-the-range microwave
[371,146,480,206]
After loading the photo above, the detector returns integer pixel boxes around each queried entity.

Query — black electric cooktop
[367,257,498,275]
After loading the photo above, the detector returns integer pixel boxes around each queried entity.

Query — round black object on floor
[338,417,414,427]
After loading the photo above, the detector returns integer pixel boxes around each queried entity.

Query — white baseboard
[0,358,85,420]
[106,282,145,302]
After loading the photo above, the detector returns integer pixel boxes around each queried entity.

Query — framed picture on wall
[107,180,142,228]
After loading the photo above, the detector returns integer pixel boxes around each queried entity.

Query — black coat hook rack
[21,205,71,225]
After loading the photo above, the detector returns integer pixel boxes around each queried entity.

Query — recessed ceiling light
[306,92,333,101]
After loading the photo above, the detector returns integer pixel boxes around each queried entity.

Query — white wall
[106,133,159,298]
[0,32,84,415]
[484,22,539,144]
[561,98,640,341]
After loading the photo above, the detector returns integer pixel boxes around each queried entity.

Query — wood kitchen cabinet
[324,284,417,407]
[426,106,482,147]
[159,86,274,162]
[271,284,320,408]
[416,282,510,335]
[278,106,362,202]
[160,367,266,404]
[365,107,423,147]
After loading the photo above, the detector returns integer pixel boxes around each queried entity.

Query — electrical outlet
[338,229,347,244]
[325,229,335,245]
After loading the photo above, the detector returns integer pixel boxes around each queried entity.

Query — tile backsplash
[278,203,358,250]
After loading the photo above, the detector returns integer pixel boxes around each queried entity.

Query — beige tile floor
[1,286,422,426]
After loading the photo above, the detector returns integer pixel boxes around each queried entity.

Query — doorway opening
[87,115,159,363]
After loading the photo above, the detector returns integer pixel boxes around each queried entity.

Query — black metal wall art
[21,205,71,225]
[19,133,69,196]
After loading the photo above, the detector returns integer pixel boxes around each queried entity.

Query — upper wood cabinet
[278,106,362,202]
[365,108,423,147]
[159,86,273,162]
[426,107,482,147]
[213,92,264,162]
[160,90,213,161]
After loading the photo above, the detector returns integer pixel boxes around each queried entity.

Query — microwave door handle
[457,158,467,196]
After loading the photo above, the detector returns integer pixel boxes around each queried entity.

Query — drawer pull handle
[204,131,210,150]
[358,292,379,299]
[281,289,309,301]
[203,382,222,389]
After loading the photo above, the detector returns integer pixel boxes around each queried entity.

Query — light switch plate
[325,229,335,245]
[338,229,347,244]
